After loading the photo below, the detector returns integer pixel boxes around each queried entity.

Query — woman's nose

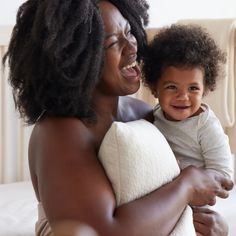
[123,35,137,54]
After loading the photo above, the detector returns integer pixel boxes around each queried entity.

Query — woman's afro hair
[3,0,149,124]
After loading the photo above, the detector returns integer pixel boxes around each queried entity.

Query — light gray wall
[1,0,236,26]
[0,0,25,25]
[148,0,236,27]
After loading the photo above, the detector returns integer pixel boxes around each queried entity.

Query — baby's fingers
[221,177,234,191]
[213,171,234,191]
[215,188,229,199]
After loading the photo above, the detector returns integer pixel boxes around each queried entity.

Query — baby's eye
[189,86,200,91]
[165,85,177,90]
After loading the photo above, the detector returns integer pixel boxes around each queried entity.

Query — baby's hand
[205,169,234,194]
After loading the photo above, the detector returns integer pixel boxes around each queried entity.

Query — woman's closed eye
[126,30,137,44]
[105,30,136,50]
[104,36,119,50]
[126,30,134,39]
[105,41,119,49]
[105,35,128,50]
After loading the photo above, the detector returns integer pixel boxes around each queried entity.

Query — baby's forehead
[158,66,205,83]
[161,65,205,74]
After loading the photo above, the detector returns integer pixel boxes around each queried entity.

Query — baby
[142,24,233,179]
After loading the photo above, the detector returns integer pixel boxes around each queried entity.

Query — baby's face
[153,66,205,121]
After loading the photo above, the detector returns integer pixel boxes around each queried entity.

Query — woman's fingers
[193,207,229,236]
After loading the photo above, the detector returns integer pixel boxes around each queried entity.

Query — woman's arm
[30,118,233,236]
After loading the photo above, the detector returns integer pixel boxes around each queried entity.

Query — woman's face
[96,1,141,96]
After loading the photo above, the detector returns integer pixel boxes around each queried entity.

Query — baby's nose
[176,91,189,100]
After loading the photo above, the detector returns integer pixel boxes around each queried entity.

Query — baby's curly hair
[3,0,149,124]
[142,24,226,93]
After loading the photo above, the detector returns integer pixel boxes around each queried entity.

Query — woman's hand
[193,207,228,236]
[181,166,233,206]
[205,168,234,192]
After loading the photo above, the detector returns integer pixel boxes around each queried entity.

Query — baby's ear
[202,88,209,97]
[150,85,159,98]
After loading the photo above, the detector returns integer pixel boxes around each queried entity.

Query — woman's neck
[91,91,121,122]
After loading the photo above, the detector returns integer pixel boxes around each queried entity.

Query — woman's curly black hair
[3,0,149,124]
[142,24,226,94]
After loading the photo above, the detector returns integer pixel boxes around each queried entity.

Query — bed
[0,181,235,236]
[0,181,37,236]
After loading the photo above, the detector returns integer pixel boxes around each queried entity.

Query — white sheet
[214,185,236,236]
[0,181,37,236]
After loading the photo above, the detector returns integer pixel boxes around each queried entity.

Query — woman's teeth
[123,61,136,69]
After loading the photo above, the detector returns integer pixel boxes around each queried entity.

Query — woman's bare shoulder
[29,117,116,223]
[29,117,99,165]
[29,117,97,193]
[32,116,96,145]
[31,118,92,158]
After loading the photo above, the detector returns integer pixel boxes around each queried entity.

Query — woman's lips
[120,63,141,82]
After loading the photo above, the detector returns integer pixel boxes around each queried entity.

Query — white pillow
[98,119,196,236]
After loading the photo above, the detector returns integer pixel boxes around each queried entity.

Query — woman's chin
[124,81,141,96]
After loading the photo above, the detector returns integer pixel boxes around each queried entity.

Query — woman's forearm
[112,173,192,236]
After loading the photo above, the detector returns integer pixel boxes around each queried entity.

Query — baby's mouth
[172,105,190,110]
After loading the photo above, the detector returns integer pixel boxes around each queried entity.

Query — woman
[4,0,233,235]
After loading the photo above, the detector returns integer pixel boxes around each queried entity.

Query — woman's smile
[120,61,141,83]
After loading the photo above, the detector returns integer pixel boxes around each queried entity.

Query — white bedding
[215,186,236,236]
[0,181,37,236]
[0,181,235,236]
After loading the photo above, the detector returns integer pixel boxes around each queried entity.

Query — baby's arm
[199,115,233,179]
